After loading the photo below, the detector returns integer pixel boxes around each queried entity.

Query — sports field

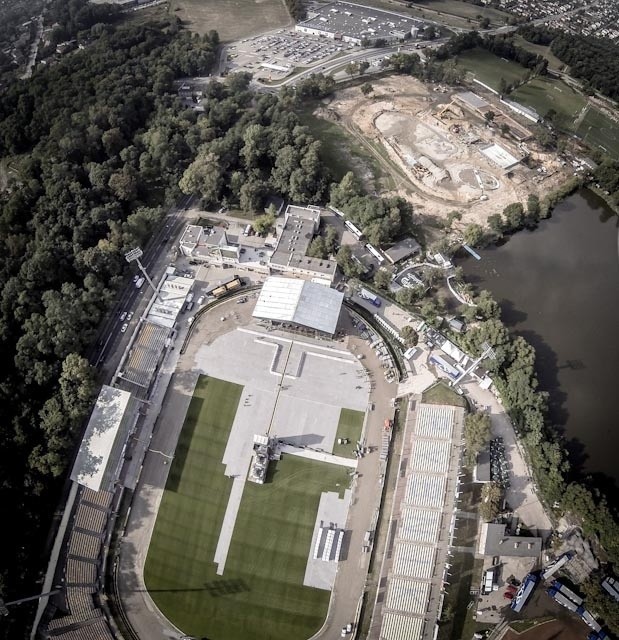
[575,107,619,159]
[145,375,350,640]
[333,408,365,458]
[512,76,586,125]
[169,0,291,41]
[455,48,528,91]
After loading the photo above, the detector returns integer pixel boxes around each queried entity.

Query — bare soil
[319,75,573,229]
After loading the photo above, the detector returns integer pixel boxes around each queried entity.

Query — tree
[487,213,504,237]
[307,236,328,259]
[502,202,525,231]
[464,412,491,466]
[476,290,501,319]
[373,268,392,290]
[358,61,370,75]
[479,482,503,521]
[324,225,339,255]
[345,62,360,78]
[336,245,363,278]
[479,16,490,29]
[360,82,374,96]
[526,193,540,224]
[399,325,419,347]
[463,223,485,247]
[484,110,496,123]
[252,211,276,235]
[397,286,424,307]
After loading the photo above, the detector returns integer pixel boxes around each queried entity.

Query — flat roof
[457,91,489,110]
[480,523,542,558]
[480,143,520,170]
[70,385,134,492]
[252,276,343,334]
[384,237,421,263]
[146,274,193,328]
[298,1,422,40]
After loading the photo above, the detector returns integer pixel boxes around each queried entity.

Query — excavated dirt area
[320,75,572,228]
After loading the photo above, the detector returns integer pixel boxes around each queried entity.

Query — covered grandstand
[252,276,344,336]
[70,385,138,493]
[376,404,464,640]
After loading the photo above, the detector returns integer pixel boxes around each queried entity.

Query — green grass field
[455,48,528,91]
[422,381,467,408]
[512,76,586,124]
[169,0,291,41]
[575,107,619,159]
[145,375,350,640]
[333,408,365,458]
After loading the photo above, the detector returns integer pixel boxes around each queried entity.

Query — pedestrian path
[280,444,357,469]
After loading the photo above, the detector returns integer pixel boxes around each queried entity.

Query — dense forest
[0,5,217,635]
[518,25,619,101]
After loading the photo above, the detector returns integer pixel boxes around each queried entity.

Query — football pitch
[144,375,350,640]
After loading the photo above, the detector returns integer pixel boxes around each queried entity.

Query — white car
[119,312,127,321]
[126,312,133,322]
[120,323,128,333]
[132,275,139,283]
[197,296,205,305]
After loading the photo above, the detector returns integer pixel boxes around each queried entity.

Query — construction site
[320,75,574,226]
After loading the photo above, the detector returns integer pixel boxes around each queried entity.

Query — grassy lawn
[169,0,291,41]
[297,104,387,187]
[333,408,365,458]
[145,374,350,639]
[422,381,468,408]
[455,48,528,91]
[438,555,487,640]
[575,106,619,159]
[512,76,586,125]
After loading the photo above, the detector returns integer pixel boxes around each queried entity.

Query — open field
[512,76,586,124]
[145,374,351,640]
[455,48,528,91]
[169,0,291,41]
[298,105,389,188]
[333,408,365,458]
[575,106,619,159]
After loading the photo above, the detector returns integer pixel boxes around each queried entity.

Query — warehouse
[252,276,344,336]
[296,1,424,45]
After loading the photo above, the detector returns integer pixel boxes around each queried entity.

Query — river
[462,190,619,485]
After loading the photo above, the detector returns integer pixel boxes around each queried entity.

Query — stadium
[33,272,401,640]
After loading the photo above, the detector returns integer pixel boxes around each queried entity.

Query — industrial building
[296,1,424,45]
[179,204,337,284]
[252,276,344,336]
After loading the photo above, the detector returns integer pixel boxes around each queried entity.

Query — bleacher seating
[81,488,113,510]
[74,506,107,533]
[66,559,97,586]
[68,531,100,562]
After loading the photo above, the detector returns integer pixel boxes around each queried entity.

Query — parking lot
[226,29,357,80]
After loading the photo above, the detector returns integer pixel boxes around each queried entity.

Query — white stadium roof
[252,276,344,335]
[70,385,135,492]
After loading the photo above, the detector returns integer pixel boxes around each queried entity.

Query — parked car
[197,296,205,305]
[126,312,133,322]
[119,312,127,321]
[120,323,128,333]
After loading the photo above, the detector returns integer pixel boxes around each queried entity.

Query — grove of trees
[0,13,217,636]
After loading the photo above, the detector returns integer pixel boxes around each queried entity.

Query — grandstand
[376,404,464,640]
[42,487,115,639]
[116,321,170,391]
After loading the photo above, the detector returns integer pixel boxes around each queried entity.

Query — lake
[462,190,619,484]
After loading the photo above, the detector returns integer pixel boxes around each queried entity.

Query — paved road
[313,314,398,639]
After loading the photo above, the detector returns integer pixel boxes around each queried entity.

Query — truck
[359,288,381,307]
[547,588,584,614]
[581,610,602,633]
[542,553,572,581]
[552,580,583,606]
[511,573,538,613]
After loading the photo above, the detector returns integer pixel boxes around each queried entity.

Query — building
[248,435,272,484]
[252,276,344,336]
[296,1,424,45]
[269,205,337,284]
[480,143,521,171]
[70,386,139,493]
[474,449,491,483]
[500,97,541,123]
[478,523,542,558]
[179,204,336,283]
[383,238,421,264]
[454,91,491,116]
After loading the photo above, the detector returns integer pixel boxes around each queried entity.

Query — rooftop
[456,91,490,111]
[252,276,344,334]
[384,237,421,264]
[298,1,422,40]
[479,523,542,558]
[70,386,136,492]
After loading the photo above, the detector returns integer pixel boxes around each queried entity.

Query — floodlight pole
[0,589,61,616]
[452,341,496,386]
[124,247,158,297]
